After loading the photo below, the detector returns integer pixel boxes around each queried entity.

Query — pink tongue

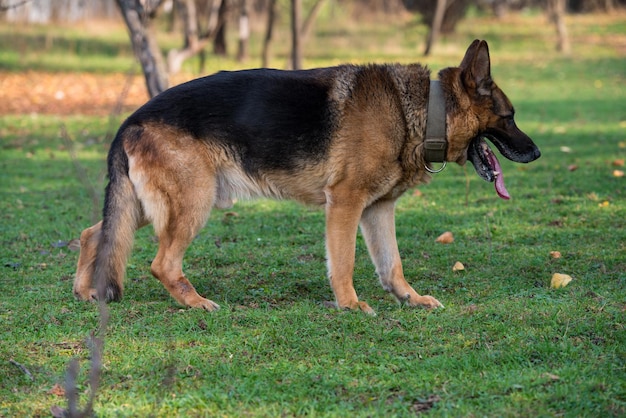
[485,146,510,200]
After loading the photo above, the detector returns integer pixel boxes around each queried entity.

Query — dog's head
[442,40,541,199]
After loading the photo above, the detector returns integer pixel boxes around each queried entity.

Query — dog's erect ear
[460,39,481,70]
[460,40,492,96]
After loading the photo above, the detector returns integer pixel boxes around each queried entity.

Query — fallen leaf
[49,383,65,397]
[598,201,610,208]
[613,170,624,178]
[452,261,465,271]
[413,189,423,197]
[560,145,572,153]
[612,159,625,167]
[549,251,562,259]
[551,273,573,289]
[567,164,578,172]
[435,231,454,244]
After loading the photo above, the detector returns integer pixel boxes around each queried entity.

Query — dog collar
[424,80,448,170]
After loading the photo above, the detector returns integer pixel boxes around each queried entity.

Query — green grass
[1,11,626,417]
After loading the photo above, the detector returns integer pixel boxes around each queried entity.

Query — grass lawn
[1,9,625,417]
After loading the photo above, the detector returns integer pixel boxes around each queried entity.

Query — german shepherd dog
[73,40,540,314]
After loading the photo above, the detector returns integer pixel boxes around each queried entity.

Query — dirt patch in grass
[0,71,150,116]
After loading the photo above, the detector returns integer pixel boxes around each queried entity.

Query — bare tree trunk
[424,0,446,56]
[262,0,277,67]
[237,0,249,62]
[214,0,228,56]
[116,0,168,98]
[291,0,302,70]
[547,0,571,55]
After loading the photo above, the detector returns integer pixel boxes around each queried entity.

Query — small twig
[55,297,109,417]
[65,358,80,417]
[9,359,34,381]
[83,298,110,416]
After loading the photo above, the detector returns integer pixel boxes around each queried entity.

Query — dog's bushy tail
[93,128,142,302]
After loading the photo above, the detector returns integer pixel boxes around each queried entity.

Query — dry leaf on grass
[435,231,454,244]
[549,251,562,259]
[551,273,573,289]
[613,170,624,178]
[612,159,625,167]
[48,383,65,397]
[452,261,465,271]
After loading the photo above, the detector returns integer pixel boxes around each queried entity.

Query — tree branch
[0,0,31,12]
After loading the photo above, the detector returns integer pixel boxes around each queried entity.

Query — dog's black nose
[531,146,541,161]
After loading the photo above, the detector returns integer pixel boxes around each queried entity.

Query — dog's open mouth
[467,136,510,200]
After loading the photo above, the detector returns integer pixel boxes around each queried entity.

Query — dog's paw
[188,297,221,312]
[327,300,377,316]
[410,295,444,309]
[355,301,377,316]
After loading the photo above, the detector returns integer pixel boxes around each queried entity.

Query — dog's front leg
[324,191,375,315]
[73,221,102,301]
[360,199,443,309]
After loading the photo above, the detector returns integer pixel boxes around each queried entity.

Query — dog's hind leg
[149,211,220,311]
[130,138,220,311]
[360,199,443,309]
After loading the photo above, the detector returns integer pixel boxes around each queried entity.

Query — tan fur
[73,222,101,300]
